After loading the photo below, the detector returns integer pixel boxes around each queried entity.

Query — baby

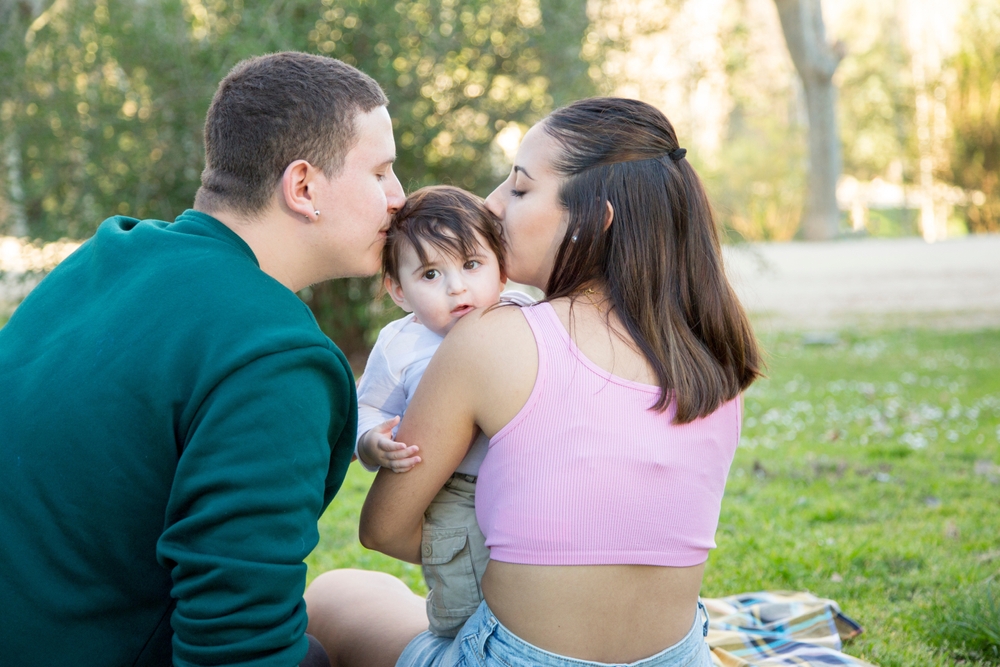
[355,185,533,637]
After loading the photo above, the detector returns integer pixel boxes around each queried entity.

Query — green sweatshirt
[0,210,357,666]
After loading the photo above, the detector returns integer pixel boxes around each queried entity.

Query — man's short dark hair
[194,52,388,216]
[383,185,506,284]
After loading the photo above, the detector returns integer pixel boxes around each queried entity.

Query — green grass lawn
[308,328,1000,666]
[705,329,1000,666]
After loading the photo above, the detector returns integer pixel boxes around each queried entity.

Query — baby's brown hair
[383,185,506,284]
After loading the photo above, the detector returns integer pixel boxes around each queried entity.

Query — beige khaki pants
[420,474,489,637]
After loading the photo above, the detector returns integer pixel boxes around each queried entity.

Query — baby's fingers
[374,415,401,435]
[376,436,408,453]
[385,445,421,473]
[387,456,421,473]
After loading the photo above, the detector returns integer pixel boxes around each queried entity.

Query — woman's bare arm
[359,305,537,562]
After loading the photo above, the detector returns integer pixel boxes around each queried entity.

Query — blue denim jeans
[397,600,712,667]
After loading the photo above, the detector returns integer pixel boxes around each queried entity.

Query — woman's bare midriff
[481,560,706,663]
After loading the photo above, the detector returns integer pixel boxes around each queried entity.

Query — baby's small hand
[358,416,422,473]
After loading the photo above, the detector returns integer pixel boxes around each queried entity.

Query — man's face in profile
[312,105,405,279]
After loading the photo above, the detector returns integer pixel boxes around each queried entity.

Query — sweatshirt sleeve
[157,344,353,667]
[354,330,408,473]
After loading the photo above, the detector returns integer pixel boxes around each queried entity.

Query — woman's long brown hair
[542,97,761,423]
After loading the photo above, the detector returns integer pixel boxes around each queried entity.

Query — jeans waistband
[461,600,709,667]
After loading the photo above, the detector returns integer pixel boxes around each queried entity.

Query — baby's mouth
[451,305,475,317]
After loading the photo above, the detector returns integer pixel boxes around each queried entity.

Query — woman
[305,97,761,667]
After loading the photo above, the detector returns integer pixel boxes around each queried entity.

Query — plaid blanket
[702,591,876,666]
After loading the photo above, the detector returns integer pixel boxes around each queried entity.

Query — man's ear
[281,160,319,221]
[604,201,614,231]
[384,275,412,312]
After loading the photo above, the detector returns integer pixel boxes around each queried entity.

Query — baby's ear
[384,275,412,312]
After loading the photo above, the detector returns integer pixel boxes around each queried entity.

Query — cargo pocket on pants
[422,526,483,637]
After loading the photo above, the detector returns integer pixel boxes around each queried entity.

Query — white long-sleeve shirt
[355,291,536,475]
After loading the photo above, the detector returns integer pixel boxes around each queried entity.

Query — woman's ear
[604,201,614,231]
[281,159,319,221]
[384,275,412,312]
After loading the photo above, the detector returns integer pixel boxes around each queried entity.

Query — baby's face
[388,234,505,337]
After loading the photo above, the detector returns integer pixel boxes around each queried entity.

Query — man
[0,52,404,665]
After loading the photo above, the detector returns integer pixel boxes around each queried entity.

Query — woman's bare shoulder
[439,303,538,435]
[447,301,536,355]
[434,302,538,397]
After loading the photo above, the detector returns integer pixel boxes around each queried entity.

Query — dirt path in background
[721,233,1000,332]
[5,234,1000,332]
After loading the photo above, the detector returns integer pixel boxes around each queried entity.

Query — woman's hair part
[541,97,761,423]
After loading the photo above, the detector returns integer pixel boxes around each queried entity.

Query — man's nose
[386,173,405,214]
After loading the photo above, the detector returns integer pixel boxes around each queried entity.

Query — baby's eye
[464,260,482,270]
[422,269,440,280]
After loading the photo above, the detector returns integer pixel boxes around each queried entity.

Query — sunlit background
[2,4,1000,664]
[1,0,998,359]
[0,0,1000,336]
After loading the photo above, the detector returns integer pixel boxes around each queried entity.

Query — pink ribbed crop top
[475,302,742,567]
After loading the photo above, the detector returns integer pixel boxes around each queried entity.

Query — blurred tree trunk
[3,133,27,237]
[774,0,844,240]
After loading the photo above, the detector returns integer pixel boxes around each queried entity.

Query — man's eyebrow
[377,155,397,168]
[513,165,534,180]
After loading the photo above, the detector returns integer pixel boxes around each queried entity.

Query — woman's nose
[485,184,504,219]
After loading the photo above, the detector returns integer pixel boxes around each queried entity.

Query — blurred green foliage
[699,0,1000,243]
[0,0,595,360]
[835,4,916,184]
[4,0,1000,352]
[700,1,807,242]
[4,0,212,238]
[2,0,596,239]
[945,0,1000,234]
